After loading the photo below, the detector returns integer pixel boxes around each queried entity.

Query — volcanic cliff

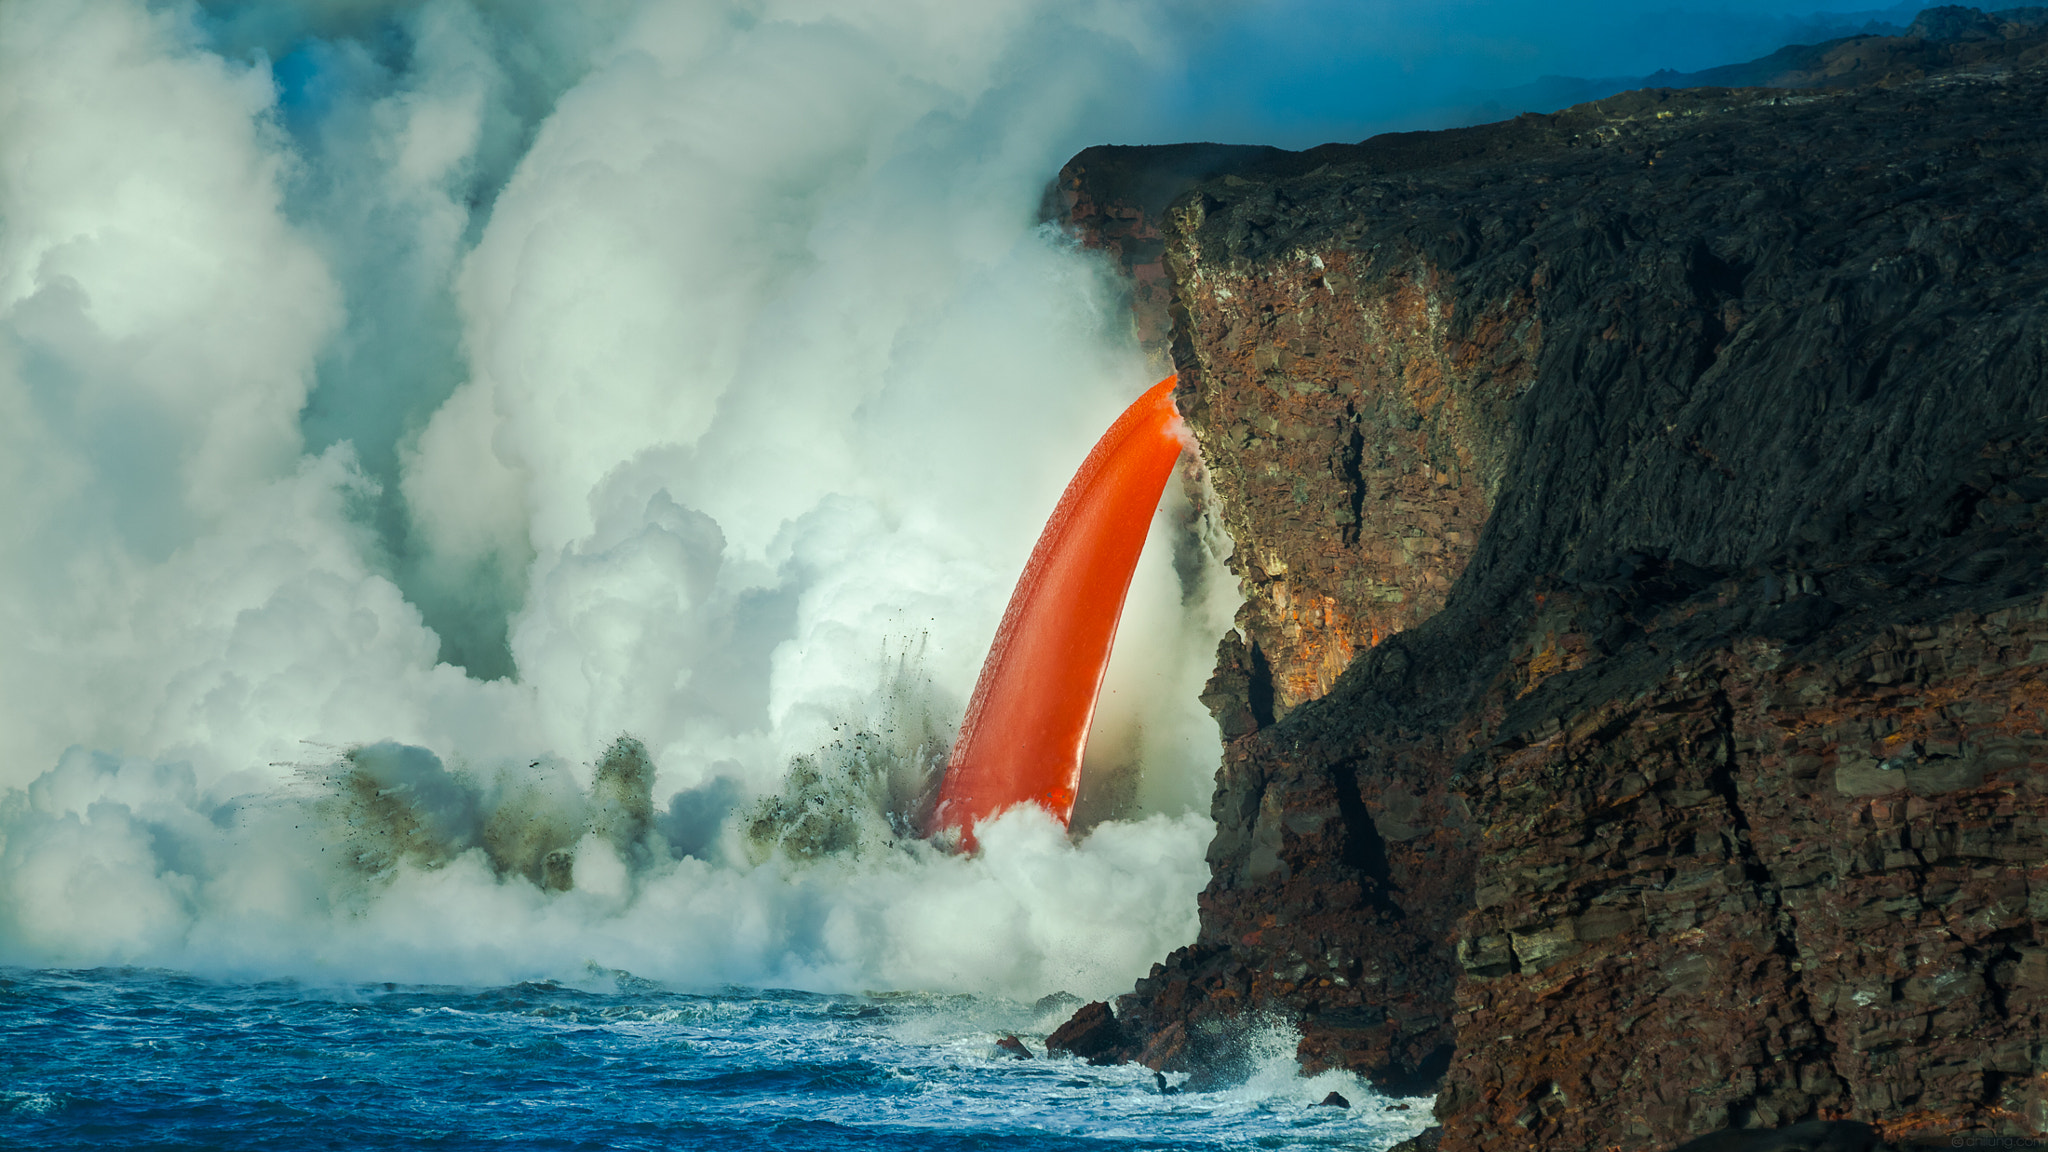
[1049,9,2048,1150]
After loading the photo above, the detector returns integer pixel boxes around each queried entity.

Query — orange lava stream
[929,376,1186,851]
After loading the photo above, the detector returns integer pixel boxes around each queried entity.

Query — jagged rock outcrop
[1053,143,1286,371]
[1057,17,2048,1151]
[1046,999,1129,1064]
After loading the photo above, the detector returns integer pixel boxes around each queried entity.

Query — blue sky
[199,0,1939,151]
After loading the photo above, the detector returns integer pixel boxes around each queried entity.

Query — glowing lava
[929,376,1186,850]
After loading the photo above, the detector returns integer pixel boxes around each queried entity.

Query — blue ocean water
[2,967,1430,1151]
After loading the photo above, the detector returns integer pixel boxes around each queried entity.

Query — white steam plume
[0,0,1237,1000]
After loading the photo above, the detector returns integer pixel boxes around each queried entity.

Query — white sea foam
[0,0,1233,1001]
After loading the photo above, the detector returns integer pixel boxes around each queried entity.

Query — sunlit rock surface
[1057,18,2048,1150]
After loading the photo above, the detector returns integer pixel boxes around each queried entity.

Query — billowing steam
[0,0,1236,998]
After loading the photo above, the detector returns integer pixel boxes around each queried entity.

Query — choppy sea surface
[2,967,1430,1151]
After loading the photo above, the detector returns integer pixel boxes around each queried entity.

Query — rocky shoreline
[1050,9,2048,1149]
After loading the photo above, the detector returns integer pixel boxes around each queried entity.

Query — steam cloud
[0,0,1234,998]
[0,0,1863,997]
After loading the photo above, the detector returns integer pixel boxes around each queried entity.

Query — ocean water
[1,967,1430,1151]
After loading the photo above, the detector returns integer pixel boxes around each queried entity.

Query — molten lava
[929,376,1186,850]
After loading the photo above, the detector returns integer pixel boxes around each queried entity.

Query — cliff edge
[1055,15,2048,1151]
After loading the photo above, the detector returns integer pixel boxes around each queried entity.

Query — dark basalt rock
[1389,1126,1444,1152]
[1054,10,2048,1152]
[994,1034,1033,1060]
[1054,7,2048,375]
[1032,990,1083,1017]
[1044,1000,1127,1064]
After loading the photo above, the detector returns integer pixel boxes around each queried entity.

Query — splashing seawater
[0,968,1434,1151]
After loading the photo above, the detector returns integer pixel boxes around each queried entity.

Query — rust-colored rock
[1045,1000,1128,1065]
[1438,555,2048,1147]
[1053,144,1287,373]
[1170,241,1531,715]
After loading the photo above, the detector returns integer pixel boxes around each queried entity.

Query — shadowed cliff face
[1057,29,2048,1152]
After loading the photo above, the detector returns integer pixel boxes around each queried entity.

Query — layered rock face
[1059,35,2048,1152]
